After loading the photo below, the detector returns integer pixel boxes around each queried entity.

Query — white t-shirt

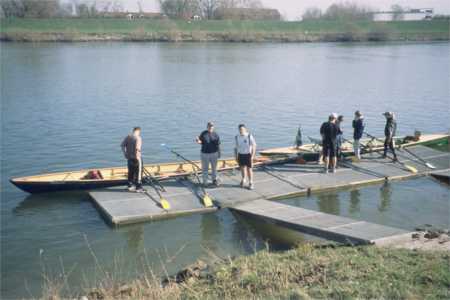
[235,133,256,155]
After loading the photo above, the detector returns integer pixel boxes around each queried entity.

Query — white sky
[122,0,450,20]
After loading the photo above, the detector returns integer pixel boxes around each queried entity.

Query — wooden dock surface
[89,145,450,240]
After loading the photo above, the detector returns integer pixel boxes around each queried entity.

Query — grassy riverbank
[46,244,450,299]
[1,18,449,42]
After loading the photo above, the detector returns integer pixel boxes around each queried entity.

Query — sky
[118,0,450,20]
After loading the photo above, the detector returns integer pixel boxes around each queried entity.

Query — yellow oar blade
[202,194,213,207]
[160,198,171,210]
[403,164,418,174]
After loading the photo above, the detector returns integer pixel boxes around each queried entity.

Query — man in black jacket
[352,111,364,160]
[383,112,398,161]
[320,114,339,173]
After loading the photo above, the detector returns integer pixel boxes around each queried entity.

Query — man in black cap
[383,112,398,161]
[320,114,339,173]
[196,122,221,187]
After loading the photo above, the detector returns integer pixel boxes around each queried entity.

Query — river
[1,41,449,299]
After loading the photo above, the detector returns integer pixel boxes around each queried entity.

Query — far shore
[1,18,449,43]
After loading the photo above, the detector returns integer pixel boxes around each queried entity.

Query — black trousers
[127,159,142,188]
[384,138,397,158]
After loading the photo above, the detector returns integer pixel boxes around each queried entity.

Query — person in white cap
[235,124,257,190]
[320,113,339,173]
[383,112,398,161]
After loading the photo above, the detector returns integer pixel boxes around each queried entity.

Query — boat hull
[10,179,128,194]
[260,134,449,160]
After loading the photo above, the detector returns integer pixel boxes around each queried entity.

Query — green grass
[1,18,449,42]
[44,244,450,299]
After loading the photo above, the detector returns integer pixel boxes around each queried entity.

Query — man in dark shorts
[235,124,257,190]
[383,112,398,161]
[196,122,221,187]
[320,114,339,173]
[121,127,143,192]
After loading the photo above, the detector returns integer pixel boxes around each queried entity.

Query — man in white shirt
[235,124,257,190]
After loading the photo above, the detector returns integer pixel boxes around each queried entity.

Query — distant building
[372,8,433,21]
[214,8,281,21]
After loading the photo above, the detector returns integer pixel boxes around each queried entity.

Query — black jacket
[384,118,397,138]
[352,118,364,140]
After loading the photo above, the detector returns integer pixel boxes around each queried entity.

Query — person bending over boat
[383,112,398,161]
[320,114,339,173]
[121,127,143,192]
[196,122,221,187]
[336,115,344,161]
[295,124,303,149]
[235,124,257,190]
[352,111,365,160]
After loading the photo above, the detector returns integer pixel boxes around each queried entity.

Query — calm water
[1,42,449,299]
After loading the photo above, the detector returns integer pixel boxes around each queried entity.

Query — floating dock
[89,145,449,243]
[230,199,411,245]
[430,169,450,185]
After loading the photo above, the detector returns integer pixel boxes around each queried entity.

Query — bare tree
[22,0,59,17]
[324,2,372,20]
[159,0,200,19]
[0,0,25,17]
[302,7,322,20]
[199,0,219,19]
[391,4,404,21]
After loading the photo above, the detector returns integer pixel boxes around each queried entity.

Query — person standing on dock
[383,112,398,161]
[295,124,303,149]
[235,124,257,190]
[320,114,339,173]
[352,111,365,160]
[336,115,344,161]
[121,127,143,192]
[196,122,221,187]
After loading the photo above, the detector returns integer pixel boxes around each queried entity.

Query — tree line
[159,0,263,19]
[0,0,264,19]
[0,0,129,18]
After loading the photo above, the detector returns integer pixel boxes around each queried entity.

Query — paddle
[364,132,418,174]
[400,147,436,169]
[142,167,171,210]
[161,144,213,208]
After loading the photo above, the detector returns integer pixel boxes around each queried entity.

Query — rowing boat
[10,156,277,194]
[259,133,449,160]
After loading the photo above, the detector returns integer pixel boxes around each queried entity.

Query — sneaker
[332,168,336,173]
[127,186,136,192]
[135,187,145,193]
[240,180,246,188]
[248,183,254,190]
[393,157,399,162]
[324,168,329,174]
[212,180,220,187]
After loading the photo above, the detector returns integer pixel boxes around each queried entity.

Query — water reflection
[122,225,144,255]
[200,213,221,251]
[379,182,392,212]
[316,192,340,215]
[349,189,361,215]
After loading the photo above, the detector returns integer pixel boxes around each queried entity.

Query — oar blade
[202,194,213,207]
[160,198,171,210]
[403,164,418,174]
[426,162,436,169]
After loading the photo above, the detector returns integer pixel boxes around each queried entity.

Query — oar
[142,167,171,210]
[161,144,213,207]
[400,147,436,169]
[364,132,418,174]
